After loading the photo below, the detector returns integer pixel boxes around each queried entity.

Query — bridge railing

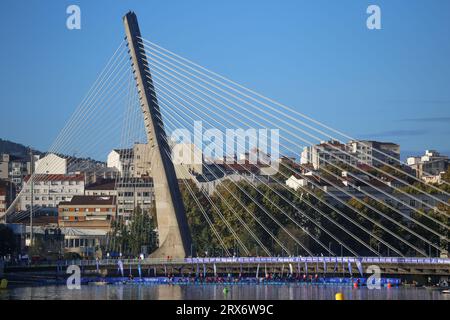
[7,256,450,268]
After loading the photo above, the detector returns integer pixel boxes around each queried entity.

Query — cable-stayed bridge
[1,12,449,276]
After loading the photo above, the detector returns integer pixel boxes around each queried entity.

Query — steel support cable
[153,120,251,256]
[148,73,443,255]
[47,41,127,157]
[147,71,444,256]
[140,56,450,227]
[154,103,293,256]
[2,78,133,220]
[145,70,442,252]
[152,115,274,257]
[53,60,133,159]
[149,86,387,257]
[138,37,450,192]
[153,95,340,256]
[154,111,302,253]
[139,42,450,210]
[152,84,432,258]
[150,89,364,257]
[155,107,333,257]
[47,44,129,156]
[139,50,450,215]
[171,156,232,257]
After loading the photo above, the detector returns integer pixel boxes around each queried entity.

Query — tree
[128,206,158,256]
[107,206,158,256]
[180,180,217,256]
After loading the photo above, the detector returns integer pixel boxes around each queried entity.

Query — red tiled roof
[24,174,85,182]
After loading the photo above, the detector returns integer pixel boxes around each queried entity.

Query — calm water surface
[1,284,449,300]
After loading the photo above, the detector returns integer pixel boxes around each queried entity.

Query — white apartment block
[20,174,85,211]
[35,153,67,174]
[107,148,134,177]
[301,140,400,170]
[407,150,449,180]
[301,140,356,170]
[108,144,152,178]
[347,140,400,167]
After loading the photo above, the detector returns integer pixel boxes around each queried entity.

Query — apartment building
[347,140,400,167]
[58,195,116,231]
[20,174,85,211]
[0,180,15,215]
[407,150,449,180]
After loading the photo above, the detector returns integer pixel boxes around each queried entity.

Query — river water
[1,284,449,300]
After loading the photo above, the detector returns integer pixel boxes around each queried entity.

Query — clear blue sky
[1,0,449,159]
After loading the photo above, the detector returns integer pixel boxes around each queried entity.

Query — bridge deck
[5,257,450,276]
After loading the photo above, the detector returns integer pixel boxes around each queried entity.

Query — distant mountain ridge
[0,138,42,157]
[0,138,104,166]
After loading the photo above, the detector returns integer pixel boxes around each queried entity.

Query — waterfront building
[20,174,85,211]
[85,179,117,196]
[407,150,449,181]
[34,153,67,174]
[62,227,107,258]
[116,177,154,219]
[301,140,356,170]
[347,140,400,167]
[107,148,134,177]
[58,195,116,231]
[0,180,15,216]
[301,140,400,169]
[0,153,34,191]
[84,177,155,220]
[9,224,106,258]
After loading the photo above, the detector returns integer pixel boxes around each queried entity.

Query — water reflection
[1,284,449,300]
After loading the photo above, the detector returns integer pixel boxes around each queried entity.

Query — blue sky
[0,0,449,159]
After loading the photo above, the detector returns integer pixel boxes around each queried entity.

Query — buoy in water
[353,282,359,288]
[335,292,344,300]
[387,282,392,289]
[0,279,8,289]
